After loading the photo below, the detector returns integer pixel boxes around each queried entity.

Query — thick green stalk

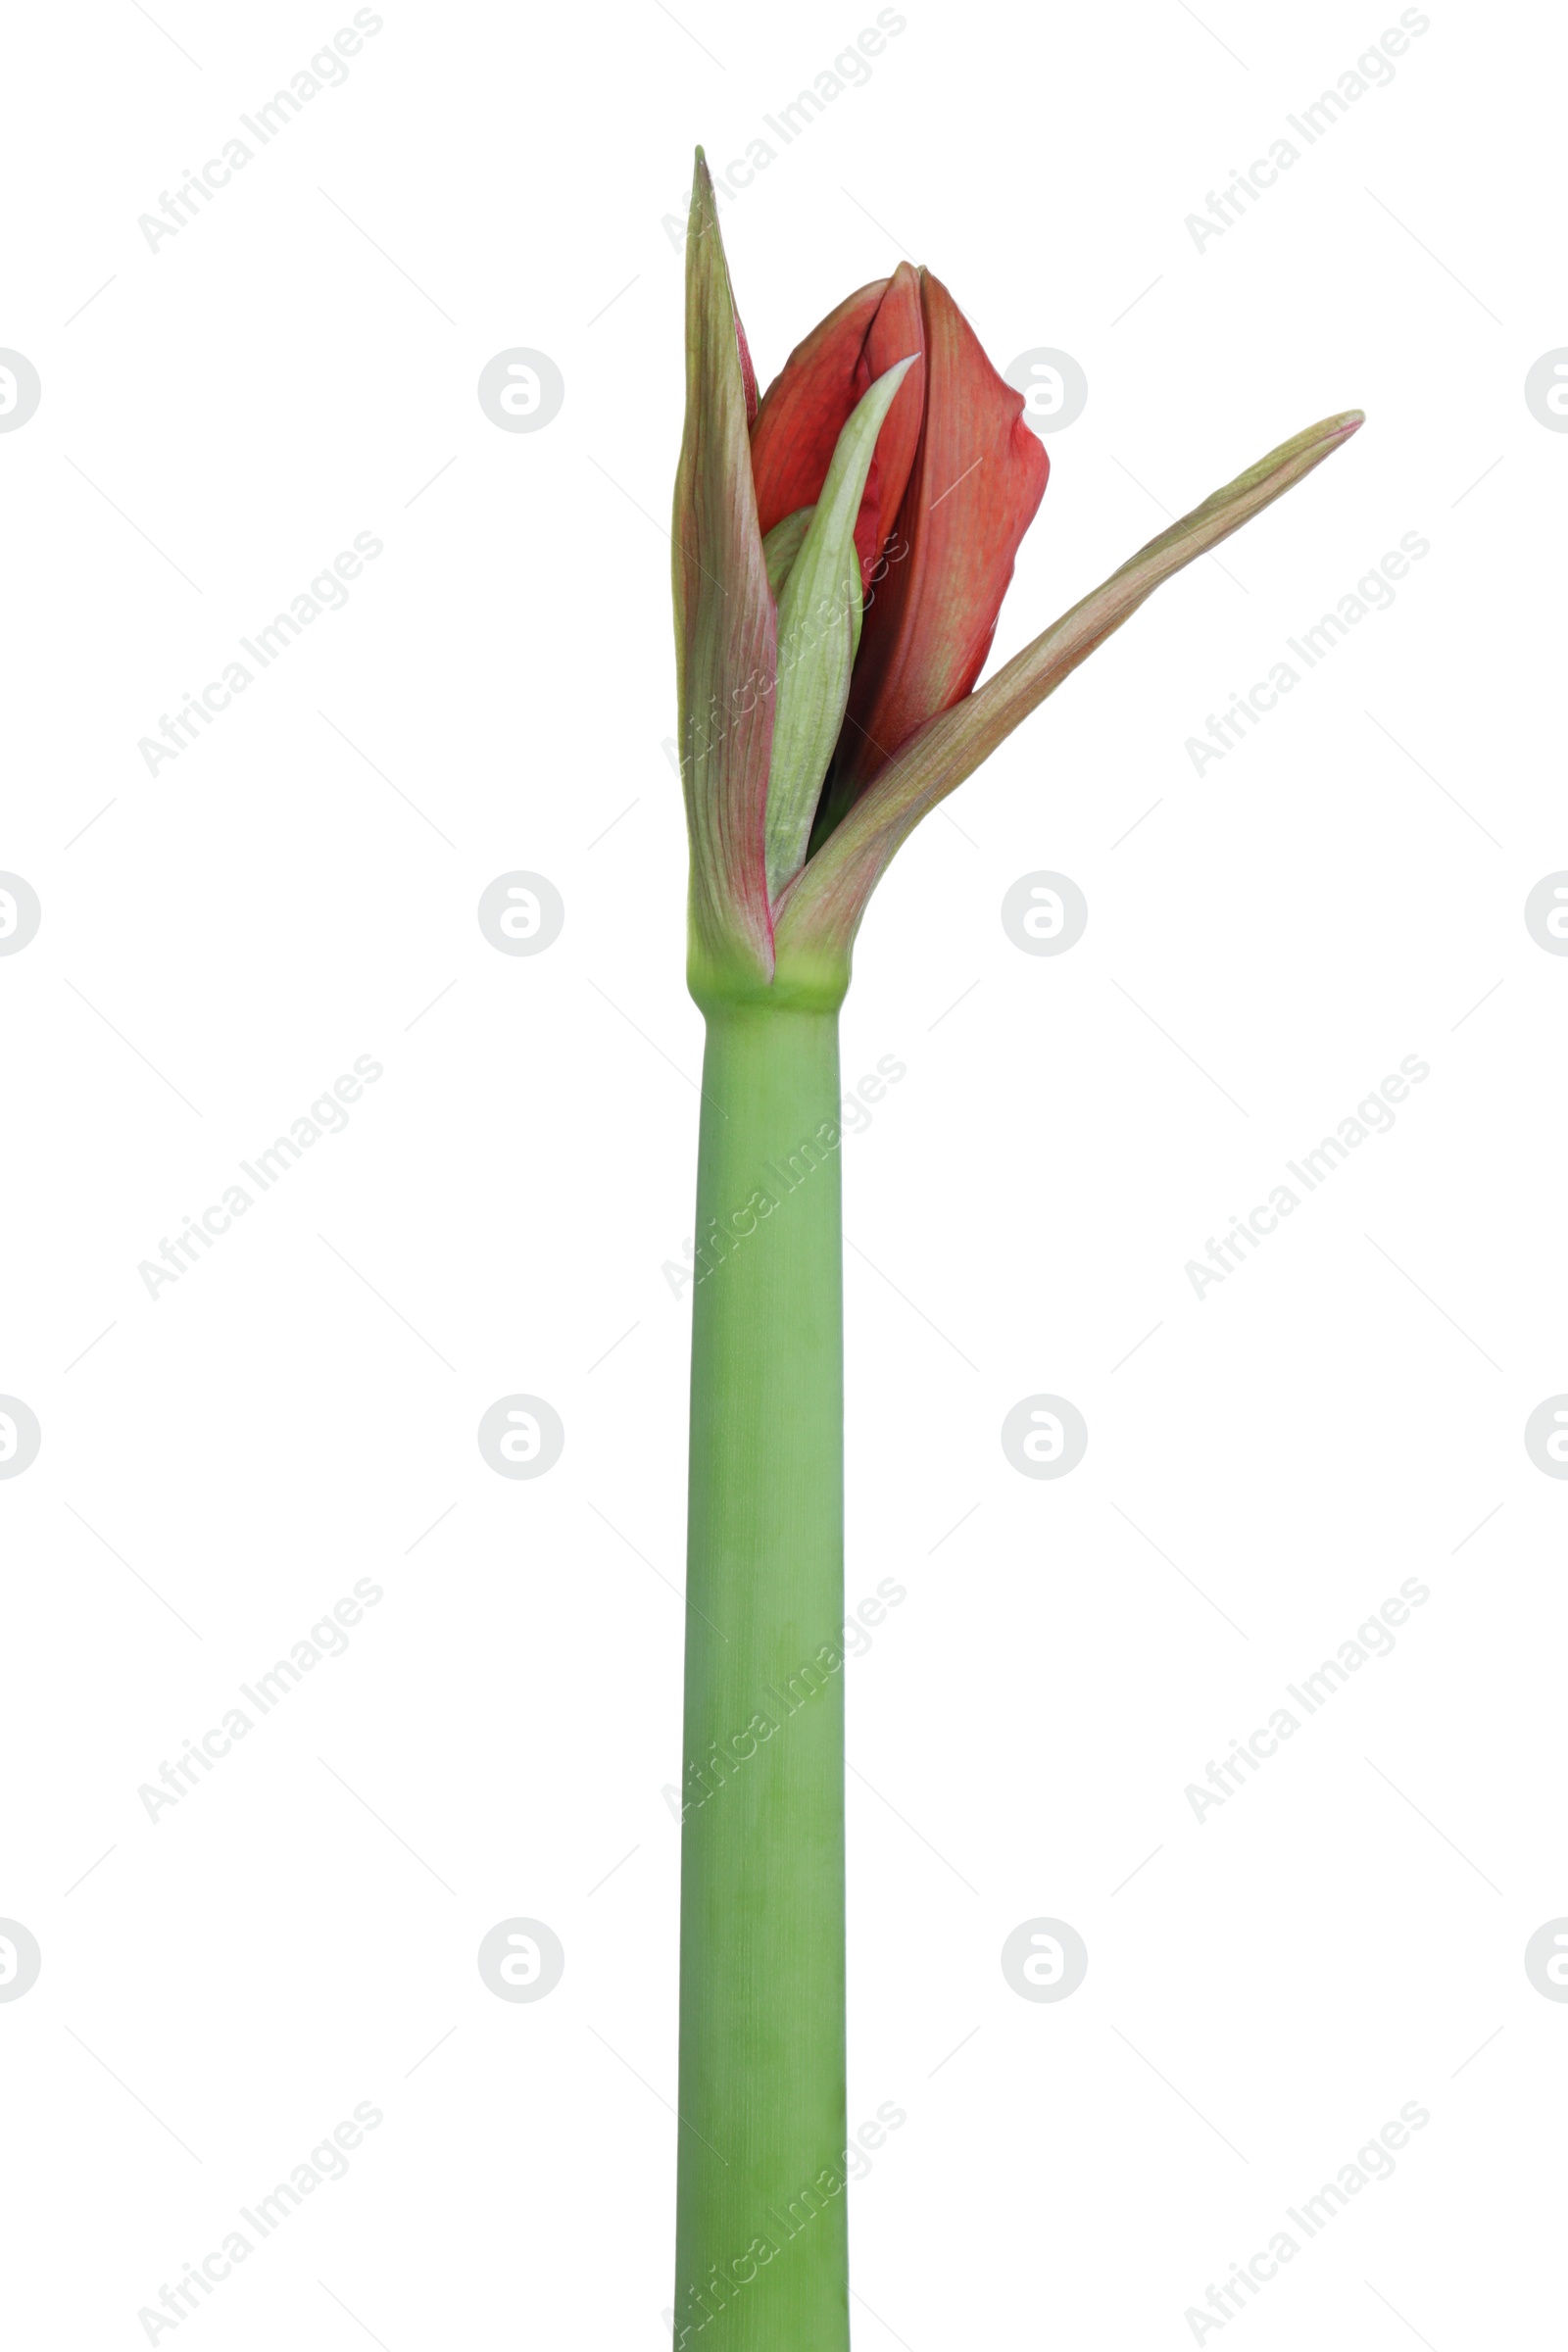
[674,1004,848,2352]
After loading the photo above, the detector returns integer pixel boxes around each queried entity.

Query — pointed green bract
[762,505,814,596]
[774,410,1364,995]
[672,153,777,998]
[763,358,917,902]
[763,508,860,750]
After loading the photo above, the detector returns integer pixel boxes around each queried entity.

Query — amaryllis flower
[672,149,1361,1006]
[668,145,1361,2352]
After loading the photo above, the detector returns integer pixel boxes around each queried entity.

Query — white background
[3,0,1563,2345]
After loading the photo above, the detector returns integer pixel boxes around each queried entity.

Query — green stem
[675,1004,848,2352]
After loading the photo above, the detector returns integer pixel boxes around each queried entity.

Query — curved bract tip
[772,404,1366,997]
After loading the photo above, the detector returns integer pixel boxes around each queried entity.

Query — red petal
[839,270,1048,792]
[751,271,927,595]
[854,263,924,583]
[750,280,888,536]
